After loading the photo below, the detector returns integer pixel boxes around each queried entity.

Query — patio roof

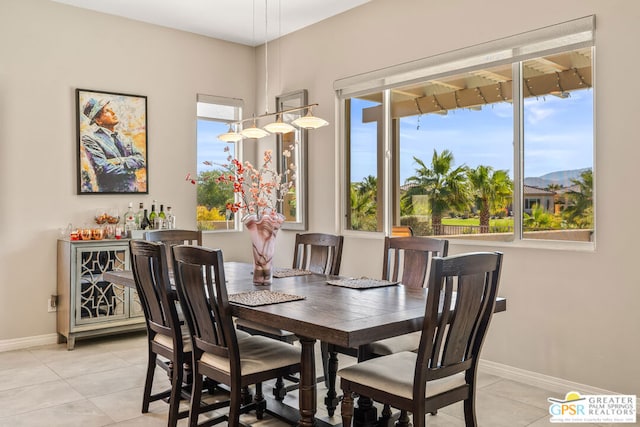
[361,47,592,121]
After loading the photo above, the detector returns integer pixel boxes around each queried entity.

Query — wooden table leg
[324,349,339,416]
[353,395,378,427]
[297,336,317,427]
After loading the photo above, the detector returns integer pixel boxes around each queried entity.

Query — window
[337,16,594,244]
[196,94,243,231]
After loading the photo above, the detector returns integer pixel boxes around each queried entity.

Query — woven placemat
[229,290,306,307]
[273,268,314,278]
[326,278,399,289]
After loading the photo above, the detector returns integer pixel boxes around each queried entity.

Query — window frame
[336,16,595,250]
[196,94,244,233]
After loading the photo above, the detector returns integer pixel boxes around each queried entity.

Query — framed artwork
[76,88,148,194]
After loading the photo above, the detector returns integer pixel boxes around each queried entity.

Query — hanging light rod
[217,103,328,141]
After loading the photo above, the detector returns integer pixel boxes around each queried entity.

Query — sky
[196,120,233,174]
[350,89,594,183]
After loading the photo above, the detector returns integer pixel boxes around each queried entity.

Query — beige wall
[2,0,639,397]
[252,0,639,396]
[0,0,255,338]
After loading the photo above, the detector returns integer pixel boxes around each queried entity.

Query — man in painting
[81,98,146,192]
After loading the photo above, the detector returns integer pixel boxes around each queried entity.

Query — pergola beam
[362,66,591,122]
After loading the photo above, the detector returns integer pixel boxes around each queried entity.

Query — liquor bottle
[140,209,151,230]
[148,201,157,229]
[158,204,167,229]
[166,206,175,229]
[124,202,136,237]
[134,202,144,229]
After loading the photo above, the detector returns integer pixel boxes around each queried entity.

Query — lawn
[441,217,513,228]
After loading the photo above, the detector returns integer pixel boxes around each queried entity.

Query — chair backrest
[129,240,180,342]
[172,245,238,365]
[144,229,203,275]
[382,236,449,289]
[414,252,502,395]
[293,233,344,275]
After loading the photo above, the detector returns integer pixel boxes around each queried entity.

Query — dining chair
[235,232,344,400]
[172,244,302,426]
[130,240,227,427]
[364,235,449,356]
[323,236,449,416]
[391,225,414,237]
[144,229,202,275]
[338,251,503,427]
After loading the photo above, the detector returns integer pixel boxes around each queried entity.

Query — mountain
[524,168,591,188]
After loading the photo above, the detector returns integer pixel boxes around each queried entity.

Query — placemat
[229,290,306,307]
[326,277,399,289]
[273,268,314,278]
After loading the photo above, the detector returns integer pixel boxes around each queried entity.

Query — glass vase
[243,212,285,285]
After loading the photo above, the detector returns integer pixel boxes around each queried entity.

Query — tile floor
[0,332,635,426]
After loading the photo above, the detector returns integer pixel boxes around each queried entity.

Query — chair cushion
[200,335,301,376]
[234,318,296,338]
[368,331,421,356]
[337,351,466,400]
[153,324,193,352]
[235,328,252,340]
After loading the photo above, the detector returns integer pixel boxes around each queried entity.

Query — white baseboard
[480,358,619,395]
[0,333,59,352]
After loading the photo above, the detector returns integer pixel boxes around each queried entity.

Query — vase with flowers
[212,146,294,284]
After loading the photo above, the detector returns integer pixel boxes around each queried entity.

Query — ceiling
[50,0,371,46]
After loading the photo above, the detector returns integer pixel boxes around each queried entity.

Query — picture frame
[76,88,148,194]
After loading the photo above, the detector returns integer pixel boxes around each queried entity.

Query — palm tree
[563,169,593,228]
[467,166,513,232]
[402,150,469,235]
[350,181,377,231]
[357,175,378,197]
[523,204,555,230]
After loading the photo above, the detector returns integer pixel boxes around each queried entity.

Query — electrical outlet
[48,298,57,313]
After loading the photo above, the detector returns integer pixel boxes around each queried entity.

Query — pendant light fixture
[292,106,329,129]
[218,124,243,142]
[218,0,328,141]
[240,117,270,139]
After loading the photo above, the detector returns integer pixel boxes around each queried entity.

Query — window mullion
[513,62,523,240]
[382,89,392,236]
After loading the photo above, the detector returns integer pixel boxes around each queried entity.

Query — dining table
[104,261,506,427]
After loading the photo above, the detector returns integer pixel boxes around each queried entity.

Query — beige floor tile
[45,351,131,379]
[438,389,548,427]
[483,378,558,410]
[0,364,60,392]
[0,380,84,418]
[0,400,112,427]
[89,386,160,423]
[0,350,42,373]
[65,363,146,398]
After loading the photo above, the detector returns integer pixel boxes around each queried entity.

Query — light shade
[263,115,296,134]
[240,123,270,139]
[292,109,329,129]
[217,125,243,142]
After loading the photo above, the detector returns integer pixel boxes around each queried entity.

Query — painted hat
[82,98,110,124]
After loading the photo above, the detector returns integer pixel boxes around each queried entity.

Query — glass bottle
[158,204,166,229]
[134,202,144,230]
[124,202,136,237]
[140,209,151,230]
[148,201,157,229]
[166,206,175,229]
